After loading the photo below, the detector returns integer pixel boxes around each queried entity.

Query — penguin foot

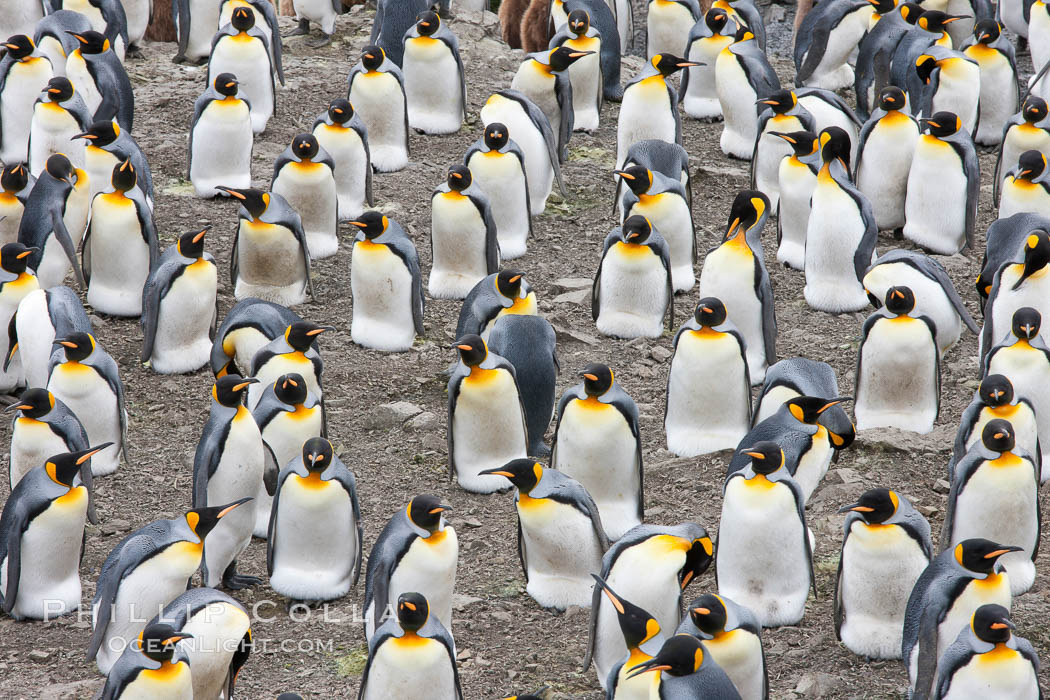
[172,53,186,64]
[284,20,311,37]
[306,33,332,48]
[222,563,262,590]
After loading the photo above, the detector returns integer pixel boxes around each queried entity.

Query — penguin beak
[218,497,253,517]
[428,504,453,514]
[419,20,430,27]
[581,372,599,380]
[676,60,701,68]
[770,132,796,144]
[943,14,968,23]
[613,170,634,181]
[455,343,473,351]
[991,619,1016,630]
[216,186,246,200]
[72,131,95,141]
[837,503,874,513]
[591,575,626,613]
[305,326,332,337]
[77,443,114,464]
[162,633,195,645]
[626,659,671,679]
[744,451,765,459]
[756,98,779,106]
[192,229,207,243]
[15,248,36,259]
[818,399,847,414]
[232,378,259,391]
[478,468,515,478]
[569,51,594,58]
[54,339,78,349]
[626,232,640,240]
[4,402,31,413]
[985,546,1024,558]
[348,220,366,228]
[692,607,711,615]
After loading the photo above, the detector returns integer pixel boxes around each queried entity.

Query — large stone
[793,672,842,698]
[366,402,423,430]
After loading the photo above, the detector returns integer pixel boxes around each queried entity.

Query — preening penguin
[33,11,91,80]
[913,48,980,137]
[676,593,767,700]
[665,297,752,457]
[951,375,1039,481]
[271,133,339,259]
[429,164,500,300]
[645,0,700,60]
[834,488,932,659]
[455,269,537,342]
[465,123,533,259]
[247,320,328,411]
[616,53,699,167]
[976,212,1050,307]
[28,77,91,176]
[313,99,373,221]
[0,242,40,392]
[0,163,34,246]
[447,334,528,493]
[348,46,409,173]
[962,20,1018,147]
[65,30,133,130]
[979,228,1050,362]
[9,285,91,389]
[363,494,457,641]
[7,388,88,489]
[626,633,742,699]
[96,622,194,700]
[998,151,1050,220]
[481,458,609,610]
[0,35,54,166]
[267,438,363,603]
[140,228,218,375]
[207,6,276,134]
[17,153,90,289]
[403,11,466,135]
[348,211,424,352]
[552,363,642,540]
[549,10,604,133]
[751,90,815,210]
[794,0,875,90]
[510,46,593,162]
[771,130,819,270]
[188,73,253,199]
[590,575,666,697]
[715,27,780,160]
[856,87,919,233]
[210,297,302,378]
[681,8,738,121]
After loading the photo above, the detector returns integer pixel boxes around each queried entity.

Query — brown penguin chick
[520,0,551,51]
[500,0,530,48]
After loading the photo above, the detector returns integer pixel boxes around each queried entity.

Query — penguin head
[838,488,900,524]
[972,18,1001,43]
[1015,151,1048,182]
[921,111,962,137]
[954,538,1023,575]
[680,532,715,589]
[591,574,662,649]
[285,322,330,352]
[45,77,74,102]
[627,634,706,679]
[0,242,35,274]
[694,297,727,327]
[186,497,252,539]
[212,374,258,407]
[1013,229,1050,290]
[732,24,754,42]
[454,334,487,366]
[110,158,136,193]
[883,285,915,315]
[396,592,430,631]
[613,165,653,196]
[580,362,613,396]
[980,418,1015,454]
[567,9,590,34]
[548,46,594,72]
[915,54,938,85]
[302,437,333,472]
[740,441,785,476]
[3,35,34,60]
[899,2,924,24]
[483,122,509,151]
[446,164,472,192]
[687,594,729,638]
[785,396,845,424]
[869,0,896,14]
[137,623,193,662]
[74,120,120,147]
[651,53,701,77]
[818,127,851,167]
[1,162,29,194]
[705,8,731,31]
[756,89,797,115]
[46,444,111,487]
[725,190,768,240]
[771,130,819,158]
[6,388,54,419]
[979,374,1014,407]
[495,269,526,302]
[213,73,239,98]
[272,373,308,405]
[916,10,967,33]
[54,332,95,362]
[67,30,109,54]
[327,98,354,125]
[501,691,550,700]
[292,133,320,162]
[415,10,441,36]
[1010,307,1042,341]
[407,494,452,533]
[479,458,543,492]
[876,86,906,112]
[230,6,256,31]
[44,153,75,187]
[971,604,1015,645]
[347,210,389,240]
[1022,96,1048,124]
[360,45,385,71]
[175,228,208,259]
[622,215,653,244]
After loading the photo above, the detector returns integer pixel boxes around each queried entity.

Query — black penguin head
[54,332,95,362]
[922,111,962,137]
[7,388,54,419]
[838,488,900,524]
[230,6,255,31]
[45,153,75,186]
[884,285,915,315]
[483,122,509,151]
[877,86,906,112]
[694,297,727,327]
[74,120,119,147]
[580,362,613,396]
[453,334,487,366]
[705,8,730,31]
[1,162,29,194]
[45,76,74,102]
[68,30,109,54]
[756,89,797,115]
[971,604,1014,644]
[415,10,440,36]
[651,53,700,77]
[479,458,543,492]
[447,164,472,192]
[740,441,785,476]
[622,215,653,244]
[110,158,136,193]
[726,190,768,239]
[1013,229,1050,290]
[954,538,1023,574]
[613,165,652,196]
[407,494,452,533]
[396,592,430,631]
[495,269,525,300]
[213,73,239,98]
[3,35,34,60]
[46,444,111,486]
[733,24,754,41]
[627,634,706,679]
[1022,96,1048,124]
[0,242,35,274]
[1015,151,1048,181]
[186,497,251,539]
[272,373,309,405]
[899,2,924,23]
[869,0,896,14]
[1011,307,1041,341]
[212,374,258,407]
[973,18,1001,43]
[328,98,354,124]
[347,210,389,240]
[916,10,967,32]
[687,594,729,637]
[292,133,319,161]
[567,9,590,34]
[771,130,818,158]
[786,395,845,424]
[914,53,939,85]
[981,419,1015,454]
[681,534,715,589]
[979,374,1014,407]
[176,228,208,259]
[285,322,330,352]
[137,623,193,663]
[548,45,594,72]
[592,575,661,649]
[818,127,851,167]
[361,45,385,71]
[302,437,333,472]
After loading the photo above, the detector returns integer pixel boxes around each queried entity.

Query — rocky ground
[2,3,1049,699]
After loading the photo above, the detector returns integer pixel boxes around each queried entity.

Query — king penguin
[979,228,1050,362]
[993,96,1050,204]
[751,89,815,210]
[207,6,275,134]
[210,298,301,378]
[592,216,674,339]
[403,11,466,135]
[794,0,875,90]
[951,374,1039,481]
[616,53,699,166]
[188,73,253,199]
[676,593,767,700]
[9,285,91,389]
[998,151,1050,220]
[247,320,328,412]
[976,212,1050,308]
[510,46,593,162]
[429,164,500,300]
[771,130,819,270]
[0,35,54,166]
[0,162,34,246]
[856,86,919,233]
[312,99,373,220]
[28,76,91,176]
[913,48,980,137]
[455,269,537,342]
[73,119,152,207]
[0,242,40,392]
[32,11,90,81]
[270,133,339,259]
[465,123,533,259]
[17,153,90,289]
[681,8,737,120]
[549,10,604,133]
[614,139,692,217]
[751,358,848,431]
[963,20,1018,147]
[646,0,700,59]
[7,387,88,489]
[591,575,666,698]
[626,633,742,699]
[96,622,194,700]
[715,26,780,159]
[65,31,132,130]
[854,2,922,120]
[347,46,409,173]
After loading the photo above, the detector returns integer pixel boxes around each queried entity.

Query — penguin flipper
[4,312,17,372]
[833,535,846,639]
[51,208,86,290]
[265,467,288,575]
[347,466,365,588]
[446,373,464,482]
[913,605,943,700]
[795,24,831,85]
[1,511,25,613]
[516,515,529,581]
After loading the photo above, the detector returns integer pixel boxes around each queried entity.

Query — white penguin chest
[262,407,323,466]
[942,645,1039,699]
[841,521,928,614]
[953,455,1038,544]
[403,37,461,107]
[431,192,487,269]
[939,574,1012,657]
[9,486,88,613]
[351,241,413,316]
[273,474,355,568]
[65,52,100,111]
[31,100,79,138]
[11,418,67,483]
[179,603,251,699]
[349,72,406,143]
[210,410,264,495]
[119,661,193,699]
[362,635,455,700]
[236,219,304,286]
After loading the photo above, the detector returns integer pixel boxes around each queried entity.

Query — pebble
[365,402,422,430]
[404,411,439,432]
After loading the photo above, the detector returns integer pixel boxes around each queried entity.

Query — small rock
[650,346,672,362]
[39,680,100,699]
[490,611,513,623]
[452,594,483,611]
[27,649,51,662]
[456,649,473,661]
[829,468,863,485]
[551,277,592,293]
[793,672,842,698]
[100,519,131,536]
[366,401,422,430]
[462,518,483,528]
[404,411,438,432]
[552,324,601,346]
[933,478,951,494]
[916,505,940,517]
[552,289,589,305]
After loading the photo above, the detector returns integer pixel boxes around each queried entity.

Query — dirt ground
[2,3,1049,699]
